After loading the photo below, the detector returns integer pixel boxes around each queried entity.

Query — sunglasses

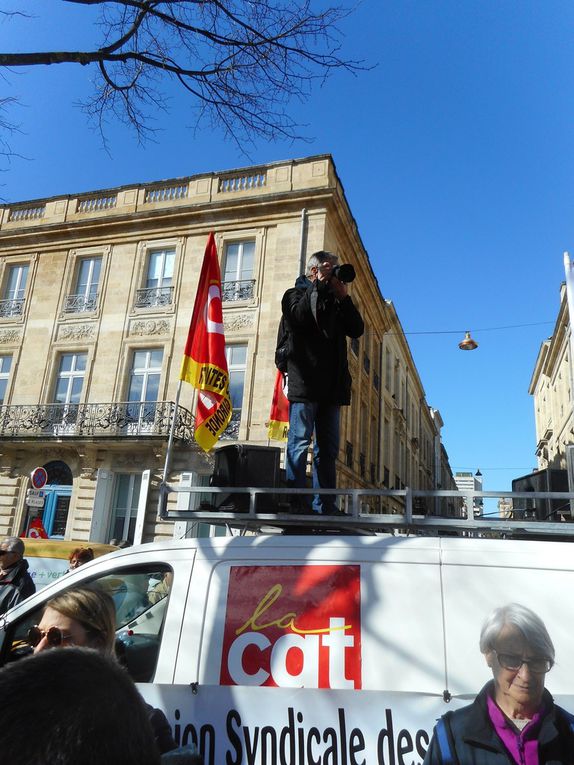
[27,625,74,648]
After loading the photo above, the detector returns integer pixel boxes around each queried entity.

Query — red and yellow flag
[267,370,289,441]
[180,232,232,451]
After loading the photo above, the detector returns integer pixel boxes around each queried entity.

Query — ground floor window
[109,474,142,544]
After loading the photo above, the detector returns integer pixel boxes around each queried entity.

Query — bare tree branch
[0,0,368,153]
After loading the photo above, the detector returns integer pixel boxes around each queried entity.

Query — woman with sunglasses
[28,587,182,759]
[29,587,115,655]
[424,603,574,764]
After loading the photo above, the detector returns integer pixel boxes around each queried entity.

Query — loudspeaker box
[211,444,281,512]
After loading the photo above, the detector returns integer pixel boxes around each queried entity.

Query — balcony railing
[221,409,241,440]
[63,293,98,313]
[219,172,266,193]
[221,280,255,302]
[134,286,174,308]
[77,195,117,214]
[0,298,25,317]
[9,205,45,222]
[144,184,188,203]
[0,401,194,442]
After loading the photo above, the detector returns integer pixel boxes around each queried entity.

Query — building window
[54,353,87,406]
[51,353,86,431]
[64,256,102,313]
[1,264,29,317]
[345,441,353,468]
[222,241,255,301]
[383,467,390,488]
[135,248,175,308]
[385,349,392,390]
[350,337,360,356]
[127,349,163,428]
[223,344,247,439]
[0,355,12,404]
[109,473,142,544]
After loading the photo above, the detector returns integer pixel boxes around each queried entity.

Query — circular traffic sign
[30,467,48,490]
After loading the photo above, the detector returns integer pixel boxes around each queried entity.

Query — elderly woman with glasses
[424,603,574,764]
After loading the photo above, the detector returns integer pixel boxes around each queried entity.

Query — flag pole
[157,379,183,519]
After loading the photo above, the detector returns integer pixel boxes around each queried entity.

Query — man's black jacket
[281,275,364,405]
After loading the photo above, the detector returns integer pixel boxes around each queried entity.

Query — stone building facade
[0,155,454,543]
[529,283,573,473]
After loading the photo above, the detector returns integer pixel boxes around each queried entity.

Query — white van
[1,532,573,765]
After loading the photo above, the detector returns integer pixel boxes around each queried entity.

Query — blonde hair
[46,588,116,656]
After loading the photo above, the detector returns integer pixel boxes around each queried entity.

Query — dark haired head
[0,647,160,765]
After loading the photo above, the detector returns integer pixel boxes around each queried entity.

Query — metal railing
[220,410,241,440]
[0,298,25,317]
[63,293,98,313]
[134,286,174,308]
[157,486,574,538]
[0,401,194,442]
[221,279,255,302]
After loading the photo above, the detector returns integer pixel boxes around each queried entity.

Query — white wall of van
[1,534,572,765]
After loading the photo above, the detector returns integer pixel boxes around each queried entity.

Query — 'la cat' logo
[220,565,361,689]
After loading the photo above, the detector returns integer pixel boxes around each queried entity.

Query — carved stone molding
[130,319,171,336]
[58,324,95,341]
[0,329,20,344]
[224,313,254,332]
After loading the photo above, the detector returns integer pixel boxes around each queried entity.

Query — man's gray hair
[2,537,24,556]
[479,603,555,661]
[306,250,338,276]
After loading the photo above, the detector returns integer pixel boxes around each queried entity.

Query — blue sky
[2,1,574,494]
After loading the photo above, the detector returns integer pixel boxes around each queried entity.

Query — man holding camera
[281,251,364,514]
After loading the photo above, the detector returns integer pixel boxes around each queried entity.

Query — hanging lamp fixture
[458,331,478,351]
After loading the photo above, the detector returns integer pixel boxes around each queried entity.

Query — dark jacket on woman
[424,682,574,765]
[0,559,36,616]
[281,275,364,405]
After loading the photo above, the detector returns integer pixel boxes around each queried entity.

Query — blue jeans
[286,402,340,513]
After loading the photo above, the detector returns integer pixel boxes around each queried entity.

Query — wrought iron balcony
[220,409,241,440]
[0,298,25,318]
[0,401,194,442]
[63,293,98,313]
[134,286,174,309]
[221,279,255,302]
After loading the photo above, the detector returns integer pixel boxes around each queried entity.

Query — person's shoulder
[554,703,574,735]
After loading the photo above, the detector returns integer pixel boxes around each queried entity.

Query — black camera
[332,263,356,283]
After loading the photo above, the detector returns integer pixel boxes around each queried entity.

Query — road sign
[26,496,45,508]
[26,489,44,498]
[30,467,48,490]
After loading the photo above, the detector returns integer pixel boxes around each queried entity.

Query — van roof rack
[157,485,574,539]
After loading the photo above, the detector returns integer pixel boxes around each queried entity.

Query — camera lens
[333,264,356,283]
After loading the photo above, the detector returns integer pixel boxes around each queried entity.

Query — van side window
[0,565,172,684]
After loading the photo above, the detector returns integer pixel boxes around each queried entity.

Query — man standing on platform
[281,251,364,515]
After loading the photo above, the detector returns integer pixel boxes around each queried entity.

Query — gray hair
[2,537,24,556]
[479,603,555,662]
[306,250,338,276]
